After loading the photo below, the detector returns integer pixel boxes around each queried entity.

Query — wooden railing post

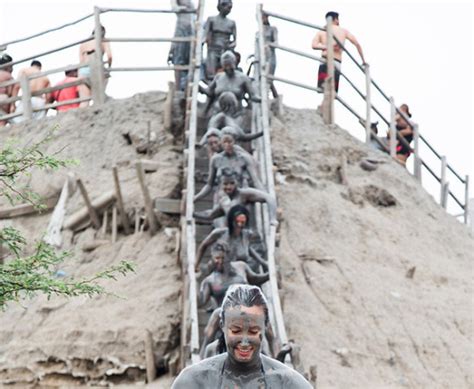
[364,64,371,144]
[413,123,422,182]
[389,97,396,158]
[440,156,448,208]
[464,175,470,225]
[92,6,106,105]
[20,74,32,120]
[322,15,335,125]
[135,161,159,235]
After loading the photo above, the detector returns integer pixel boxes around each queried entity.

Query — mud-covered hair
[206,127,222,139]
[220,284,269,326]
[227,204,249,235]
[220,167,239,181]
[211,241,228,256]
[221,126,237,139]
[218,91,238,111]
[221,50,236,66]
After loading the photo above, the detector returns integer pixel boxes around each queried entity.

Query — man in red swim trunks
[311,11,366,93]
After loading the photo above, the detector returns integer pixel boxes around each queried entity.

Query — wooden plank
[111,205,118,243]
[154,198,181,215]
[0,196,58,219]
[364,64,371,144]
[43,178,70,247]
[464,175,470,224]
[64,190,115,230]
[20,73,32,120]
[164,81,175,131]
[413,124,422,182]
[144,330,157,383]
[440,156,447,205]
[135,161,159,235]
[101,208,108,236]
[112,166,131,234]
[92,6,106,105]
[76,179,101,229]
[389,97,397,158]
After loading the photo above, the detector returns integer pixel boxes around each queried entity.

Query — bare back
[19,67,50,93]
[312,26,349,61]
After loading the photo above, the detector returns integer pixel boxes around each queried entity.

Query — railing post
[440,156,448,208]
[464,175,470,225]
[413,123,422,181]
[92,6,106,105]
[20,74,32,120]
[389,97,396,158]
[364,64,371,144]
[322,15,335,125]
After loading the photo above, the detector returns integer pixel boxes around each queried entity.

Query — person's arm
[199,308,221,359]
[194,205,225,221]
[244,76,261,103]
[229,21,237,49]
[272,26,278,46]
[195,228,225,271]
[311,31,325,50]
[242,153,264,190]
[244,263,269,286]
[198,278,212,307]
[204,17,212,45]
[241,188,278,225]
[346,30,365,64]
[236,128,263,142]
[194,155,217,202]
[249,246,268,269]
[43,78,52,103]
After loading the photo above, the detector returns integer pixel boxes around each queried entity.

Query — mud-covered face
[234,213,247,228]
[207,135,221,152]
[221,134,235,154]
[222,177,237,195]
[213,251,225,271]
[223,305,265,365]
[218,1,233,16]
[223,61,235,77]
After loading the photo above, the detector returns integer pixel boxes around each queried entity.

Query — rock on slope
[272,107,473,388]
[0,92,183,386]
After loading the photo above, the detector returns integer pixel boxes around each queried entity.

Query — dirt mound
[0,92,183,386]
[272,107,473,388]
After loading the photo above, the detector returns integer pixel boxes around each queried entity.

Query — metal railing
[261,7,470,225]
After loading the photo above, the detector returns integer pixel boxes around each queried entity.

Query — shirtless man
[311,11,366,93]
[204,0,236,80]
[172,284,312,388]
[78,25,112,107]
[11,60,51,122]
[0,53,14,126]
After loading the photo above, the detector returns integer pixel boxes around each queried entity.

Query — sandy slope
[0,92,183,386]
[271,107,473,388]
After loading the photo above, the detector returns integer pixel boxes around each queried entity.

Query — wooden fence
[261,7,470,225]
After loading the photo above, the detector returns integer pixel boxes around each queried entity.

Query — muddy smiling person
[171,284,312,388]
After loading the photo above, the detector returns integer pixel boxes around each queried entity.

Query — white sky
[1,0,473,218]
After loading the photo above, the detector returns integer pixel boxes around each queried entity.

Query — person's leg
[317,63,327,93]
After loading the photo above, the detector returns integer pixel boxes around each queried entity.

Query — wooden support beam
[154,198,181,214]
[413,124,422,182]
[164,81,175,131]
[364,64,371,144]
[101,208,108,236]
[44,178,70,247]
[76,179,101,229]
[0,196,58,219]
[144,330,157,383]
[134,207,140,234]
[91,6,106,105]
[389,97,396,158]
[440,156,447,206]
[135,161,159,235]
[112,166,131,234]
[64,190,115,230]
[111,205,118,243]
[20,73,33,120]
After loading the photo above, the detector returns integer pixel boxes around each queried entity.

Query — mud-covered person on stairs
[172,284,312,388]
[168,0,196,91]
[204,0,236,81]
[311,11,366,94]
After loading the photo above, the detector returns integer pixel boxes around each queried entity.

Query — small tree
[0,129,134,309]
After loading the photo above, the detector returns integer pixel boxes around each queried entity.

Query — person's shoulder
[171,354,226,388]
[261,355,312,388]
